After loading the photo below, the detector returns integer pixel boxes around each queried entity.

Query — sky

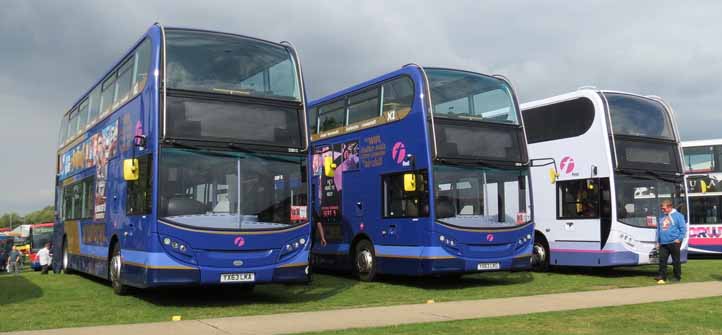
[1,1,721,214]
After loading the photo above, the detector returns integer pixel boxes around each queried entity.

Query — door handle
[356,202,363,209]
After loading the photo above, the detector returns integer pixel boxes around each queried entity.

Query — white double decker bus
[521,89,688,269]
[682,139,722,254]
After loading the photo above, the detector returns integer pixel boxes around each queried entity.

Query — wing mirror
[123,159,139,181]
[324,156,337,177]
[548,168,558,184]
[404,173,417,192]
[530,158,559,184]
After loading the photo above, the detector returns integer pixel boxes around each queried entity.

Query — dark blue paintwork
[308,65,534,276]
[52,24,311,288]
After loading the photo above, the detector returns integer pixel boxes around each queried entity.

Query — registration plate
[477,262,501,271]
[220,273,255,283]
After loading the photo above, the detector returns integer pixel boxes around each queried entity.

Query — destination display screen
[614,138,681,174]
[433,118,526,164]
[165,94,303,148]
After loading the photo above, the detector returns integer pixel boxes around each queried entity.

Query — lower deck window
[558,179,601,219]
[62,176,95,220]
[127,155,153,215]
[382,171,429,218]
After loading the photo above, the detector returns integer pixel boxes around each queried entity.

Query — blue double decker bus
[53,24,311,294]
[308,65,534,281]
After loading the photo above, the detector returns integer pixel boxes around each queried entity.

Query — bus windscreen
[615,175,685,228]
[606,93,674,140]
[427,68,518,124]
[166,29,300,101]
[434,165,531,228]
[158,148,308,231]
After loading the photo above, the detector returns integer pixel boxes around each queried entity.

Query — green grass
[303,296,722,335]
[1,260,721,332]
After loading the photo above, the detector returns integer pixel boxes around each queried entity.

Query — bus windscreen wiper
[437,158,519,170]
[163,138,205,151]
[227,142,256,154]
[621,169,680,184]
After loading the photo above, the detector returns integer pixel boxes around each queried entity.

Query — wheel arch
[350,233,374,256]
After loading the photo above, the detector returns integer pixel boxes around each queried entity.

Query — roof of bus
[308,65,510,108]
[31,223,54,228]
[681,139,722,147]
[63,23,159,118]
[520,88,668,110]
[63,25,297,118]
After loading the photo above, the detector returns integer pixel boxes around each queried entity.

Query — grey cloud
[1,0,721,213]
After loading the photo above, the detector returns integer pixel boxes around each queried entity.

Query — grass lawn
[302,296,722,335]
[0,259,720,332]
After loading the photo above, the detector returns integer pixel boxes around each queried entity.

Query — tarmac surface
[9,281,722,335]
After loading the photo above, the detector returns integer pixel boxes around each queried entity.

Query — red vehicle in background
[26,223,54,270]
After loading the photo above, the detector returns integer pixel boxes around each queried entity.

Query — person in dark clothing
[655,199,686,284]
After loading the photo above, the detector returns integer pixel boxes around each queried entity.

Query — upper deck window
[683,146,715,173]
[166,29,300,102]
[522,98,596,144]
[426,69,518,125]
[318,100,346,132]
[605,93,674,140]
[310,76,414,139]
[347,88,380,124]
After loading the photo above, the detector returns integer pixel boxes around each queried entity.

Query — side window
[383,171,429,218]
[348,88,380,124]
[132,38,152,95]
[309,107,318,135]
[100,75,117,116]
[77,99,89,132]
[127,155,153,215]
[88,85,102,125]
[558,179,600,219]
[522,98,595,144]
[68,107,79,139]
[318,99,346,132]
[115,56,135,107]
[62,177,94,220]
[382,77,414,118]
[683,146,714,173]
[58,116,69,145]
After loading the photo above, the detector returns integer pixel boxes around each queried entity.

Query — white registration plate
[477,262,500,271]
[220,273,255,283]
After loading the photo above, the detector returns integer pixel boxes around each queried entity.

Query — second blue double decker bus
[308,64,534,281]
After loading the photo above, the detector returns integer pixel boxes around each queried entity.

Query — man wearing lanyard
[655,199,686,284]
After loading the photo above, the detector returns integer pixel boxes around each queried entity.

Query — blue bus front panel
[126,221,313,286]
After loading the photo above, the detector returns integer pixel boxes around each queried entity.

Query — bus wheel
[354,239,377,282]
[109,244,128,295]
[62,237,74,274]
[531,238,550,272]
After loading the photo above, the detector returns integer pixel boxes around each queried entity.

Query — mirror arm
[530,157,559,176]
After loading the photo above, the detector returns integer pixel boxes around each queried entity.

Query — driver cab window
[558,179,600,219]
[383,171,429,218]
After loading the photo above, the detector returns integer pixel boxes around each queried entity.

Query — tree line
[0,206,54,229]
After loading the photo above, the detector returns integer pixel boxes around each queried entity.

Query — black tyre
[109,243,128,295]
[531,235,550,272]
[353,239,377,282]
[62,237,74,274]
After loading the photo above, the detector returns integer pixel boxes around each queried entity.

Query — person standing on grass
[7,245,21,275]
[37,242,52,275]
[655,199,686,284]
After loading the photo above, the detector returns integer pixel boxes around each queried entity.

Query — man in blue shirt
[655,200,686,284]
